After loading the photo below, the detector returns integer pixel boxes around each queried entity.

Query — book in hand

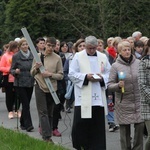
[92,74,101,79]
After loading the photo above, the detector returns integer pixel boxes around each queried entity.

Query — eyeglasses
[86,46,97,51]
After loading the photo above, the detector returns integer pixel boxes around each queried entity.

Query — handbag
[65,80,74,100]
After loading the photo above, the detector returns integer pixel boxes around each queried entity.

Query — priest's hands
[87,73,102,82]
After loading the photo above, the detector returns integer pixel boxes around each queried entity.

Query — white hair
[132,31,142,38]
[14,37,21,43]
[85,36,98,46]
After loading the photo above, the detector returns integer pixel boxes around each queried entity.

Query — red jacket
[107,47,117,59]
[0,51,15,82]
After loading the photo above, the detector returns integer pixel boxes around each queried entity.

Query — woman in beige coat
[108,41,144,150]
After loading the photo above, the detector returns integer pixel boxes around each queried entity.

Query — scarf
[20,49,30,58]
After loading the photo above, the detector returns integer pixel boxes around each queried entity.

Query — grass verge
[0,126,68,150]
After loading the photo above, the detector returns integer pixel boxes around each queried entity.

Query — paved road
[0,91,145,150]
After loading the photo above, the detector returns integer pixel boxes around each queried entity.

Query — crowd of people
[0,30,149,150]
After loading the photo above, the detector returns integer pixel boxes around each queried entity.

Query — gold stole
[78,51,108,118]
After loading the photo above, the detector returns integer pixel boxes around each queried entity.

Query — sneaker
[14,111,21,118]
[109,124,119,132]
[109,124,115,132]
[52,129,61,137]
[114,124,119,131]
[8,112,14,119]
[66,107,71,113]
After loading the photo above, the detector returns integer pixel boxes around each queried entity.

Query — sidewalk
[1,91,144,150]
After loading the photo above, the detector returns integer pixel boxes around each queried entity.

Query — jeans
[106,98,115,125]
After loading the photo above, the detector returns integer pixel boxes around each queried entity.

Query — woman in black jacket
[10,38,35,132]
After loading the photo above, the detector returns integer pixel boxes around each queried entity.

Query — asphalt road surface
[0,91,146,150]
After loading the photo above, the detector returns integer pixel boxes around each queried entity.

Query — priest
[68,36,111,150]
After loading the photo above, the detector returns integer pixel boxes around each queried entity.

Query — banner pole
[21,27,60,104]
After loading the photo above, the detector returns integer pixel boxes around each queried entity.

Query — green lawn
[0,126,68,150]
